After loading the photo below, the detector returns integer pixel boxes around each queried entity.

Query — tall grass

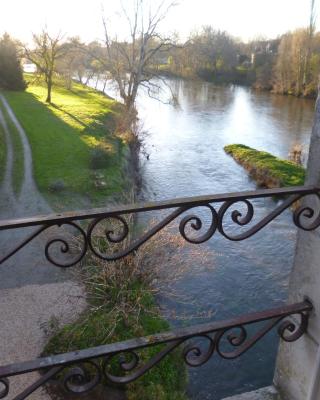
[43,203,213,399]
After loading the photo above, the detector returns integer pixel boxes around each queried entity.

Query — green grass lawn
[224,144,305,187]
[3,76,127,209]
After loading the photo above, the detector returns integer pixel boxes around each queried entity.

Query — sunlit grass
[4,76,127,209]
[224,144,305,187]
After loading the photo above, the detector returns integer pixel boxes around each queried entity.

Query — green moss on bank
[4,76,127,208]
[43,286,187,400]
[224,144,305,187]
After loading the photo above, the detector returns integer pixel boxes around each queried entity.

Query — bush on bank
[43,219,190,400]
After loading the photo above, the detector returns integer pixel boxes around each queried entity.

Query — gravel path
[0,94,87,399]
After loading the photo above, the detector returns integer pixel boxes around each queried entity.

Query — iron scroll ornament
[0,301,312,399]
[0,186,320,267]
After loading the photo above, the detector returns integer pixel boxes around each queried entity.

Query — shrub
[0,33,26,91]
[90,146,110,169]
[48,179,66,192]
[43,207,214,399]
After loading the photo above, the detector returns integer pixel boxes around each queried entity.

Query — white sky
[0,0,318,43]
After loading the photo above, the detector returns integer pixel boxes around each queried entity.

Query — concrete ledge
[222,386,281,400]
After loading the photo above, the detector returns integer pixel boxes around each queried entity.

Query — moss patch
[43,288,187,400]
[224,144,305,187]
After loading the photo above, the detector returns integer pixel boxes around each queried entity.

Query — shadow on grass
[4,90,126,209]
[51,103,89,129]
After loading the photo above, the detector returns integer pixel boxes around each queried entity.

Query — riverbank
[43,213,188,400]
[152,65,255,87]
[0,90,87,400]
[224,144,305,188]
[153,66,317,99]
[1,78,188,399]
[3,76,128,210]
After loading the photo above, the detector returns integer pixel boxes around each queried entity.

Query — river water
[137,80,315,399]
[98,78,315,399]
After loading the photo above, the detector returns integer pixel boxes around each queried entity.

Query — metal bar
[0,186,318,230]
[0,300,312,378]
[1,186,319,267]
[12,367,62,400]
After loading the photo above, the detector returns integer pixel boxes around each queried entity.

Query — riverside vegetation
[224,144,306,188]
[3,74,129,209]
[42,215,206,400]
[0,14,311,398]
[1,74,190,398]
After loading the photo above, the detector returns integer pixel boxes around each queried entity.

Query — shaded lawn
[4,80,127,208]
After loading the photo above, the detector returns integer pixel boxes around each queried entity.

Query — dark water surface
[95,77,315,399]
[135,80,314,399]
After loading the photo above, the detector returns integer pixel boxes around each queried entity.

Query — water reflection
[94,77,314,398]
[136,79,314,399]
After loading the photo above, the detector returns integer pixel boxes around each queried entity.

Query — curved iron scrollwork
[293,193,320,231]
[0,301,312,399]
[0,378,9,399]
[62,361,101,394]
[1,186,320,267]
[45,222,88,268]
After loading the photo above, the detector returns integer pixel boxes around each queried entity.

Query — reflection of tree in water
[175,79,236,111]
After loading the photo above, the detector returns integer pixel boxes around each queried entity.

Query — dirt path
[0,94,86,399]
[0,105,16,214]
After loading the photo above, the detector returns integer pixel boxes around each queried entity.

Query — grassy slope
[4,77,126,209]
[224,144,305,187]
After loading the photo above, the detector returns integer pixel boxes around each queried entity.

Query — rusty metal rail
[1,185,320,267]
[0,301,313,399]
[0,186,319,398]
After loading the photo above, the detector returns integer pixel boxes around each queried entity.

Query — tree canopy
[0,33,26,91]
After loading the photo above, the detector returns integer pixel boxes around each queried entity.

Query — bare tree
[56,37,89,89]
[24,29,65,103]
[303,0,317,88]
[99,0,176,120]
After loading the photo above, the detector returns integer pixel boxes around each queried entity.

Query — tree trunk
[95,74,100,89]
[102,79,107,93]
[46,75,52,103]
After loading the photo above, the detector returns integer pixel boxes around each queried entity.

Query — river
[98,78,315,399]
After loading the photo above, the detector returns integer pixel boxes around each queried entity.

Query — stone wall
[274,95,320,400]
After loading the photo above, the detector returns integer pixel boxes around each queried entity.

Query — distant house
[23,63,36,73]
[251,39,280,67]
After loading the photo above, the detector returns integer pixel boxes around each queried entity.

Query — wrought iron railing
[0,185,319,399]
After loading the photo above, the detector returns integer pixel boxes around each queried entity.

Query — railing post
[274,93,320,400]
